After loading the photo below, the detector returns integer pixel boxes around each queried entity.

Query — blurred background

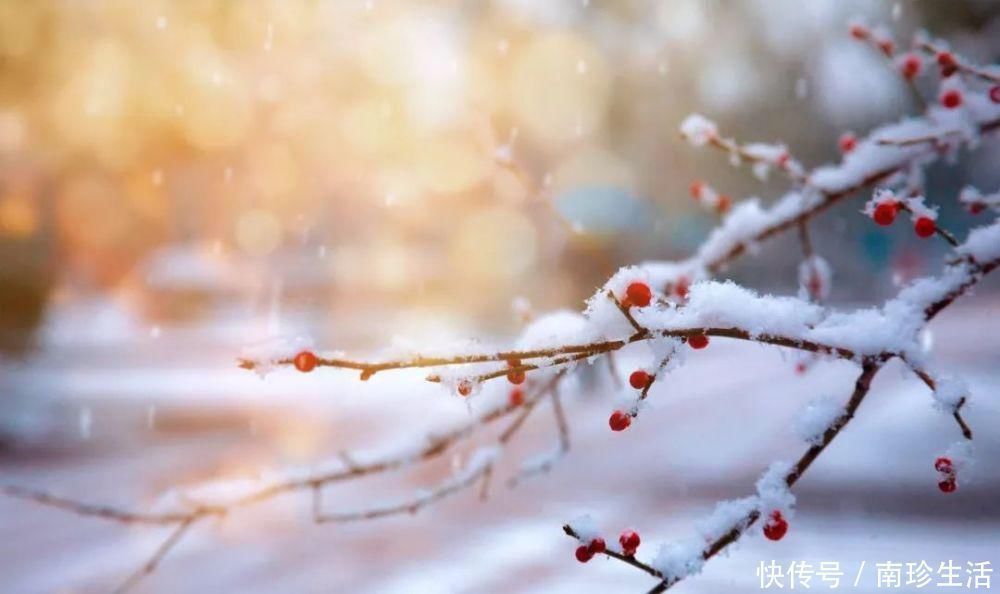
[0,1,998,592]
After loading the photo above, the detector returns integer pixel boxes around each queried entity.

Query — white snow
[944,440,974,483]
[567,514,601,543]
[755,462,795,516]
[932,375,968,412]
[642,280,825,340]
[957,221,1000,263]
[958,186,1000,213]
[679,113,718,147]
[795,397,845,445]
[650,540,705,581]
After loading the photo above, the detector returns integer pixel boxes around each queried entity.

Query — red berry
[938,477,957,493]
[934,456,953,474]
[689,180,705,200]
[716,194,731,214]
[629,370,651,390]
[575,545,594,563]
[293,351,318,372]
[807,273,823,299]
[914,217,936,238]
[609,410,631,432]
[969,203,984,215]
[688,334,709,350]
[626,282,652,308]
[507,369,526,385]
[940,89,962,109]
[588,538,606,554]
[509,388,524,407]
[763,510,789,541]
[619,530,640,555]
[794,362,807,375]
[900,53,922,80]
[674,277,690,299]
[457,380,473,397]
[776,152,791,168]
[990,86,1000,104]
[873,202,898,226]
[937,52,958,77]
[849,24,868,40]
[838,132,857,154]
[506,358,526,385]
[877,39,894,57]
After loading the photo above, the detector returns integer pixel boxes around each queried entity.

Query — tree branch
[645,361,881,592]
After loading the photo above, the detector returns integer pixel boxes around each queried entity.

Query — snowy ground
[0,296,998,594]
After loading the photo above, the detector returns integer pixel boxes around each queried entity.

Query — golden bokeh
[0,0,672,293]
[510,32,612,147]
[235,209,283,257]
[451,205,538,284]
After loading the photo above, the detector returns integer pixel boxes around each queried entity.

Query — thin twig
[703,135,807,185]
[797,220,814,259]
[313,462,494,523]
[0,485,203,525]
[900,355,973,440]
[112,517,198,594]
[607,289,648,337]
[564,524,663,578]
[316,374,567,523]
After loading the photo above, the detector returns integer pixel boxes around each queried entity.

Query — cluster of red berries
[762,510,789,541]
[936,51,958,77]
[935,456,958,493]
[574,537,605,562]
[294,350,319,372]
[871,199,937,239]
[575,530,642,563]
